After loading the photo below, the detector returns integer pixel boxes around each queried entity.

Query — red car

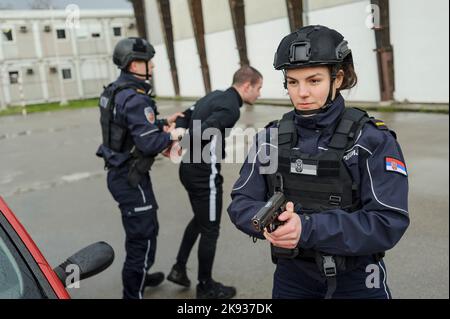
[0,196,114,299]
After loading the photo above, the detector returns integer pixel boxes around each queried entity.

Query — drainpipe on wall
[229,0,249,67]
[157,0,180,96]
[188,0,211,94]
[129,0,148,39]
[286,0,304,32]
[371,0,395,102]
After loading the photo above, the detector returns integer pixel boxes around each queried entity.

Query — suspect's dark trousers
[176,162,223,282]
[107,166,159,299]
[272,257,392,299]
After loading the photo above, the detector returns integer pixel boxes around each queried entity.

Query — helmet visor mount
[289,41,312,64]
[132,38,148,55]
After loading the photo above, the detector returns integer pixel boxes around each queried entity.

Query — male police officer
[166,66,263,299]
[97,37,183,299]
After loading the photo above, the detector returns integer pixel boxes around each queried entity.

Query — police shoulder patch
[144,107,155,124]
[385,157,408,176]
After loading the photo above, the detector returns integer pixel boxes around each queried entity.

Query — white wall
[150,0,381,102]
[147,0,449,104]
[205,30,240,91]
[152,43,175,96]
[246,17,291,99]
[308,0,381,102]
[390,0,449,103]
[174,38,205,97]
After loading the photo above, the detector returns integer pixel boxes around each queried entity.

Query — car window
[0,226,45,299]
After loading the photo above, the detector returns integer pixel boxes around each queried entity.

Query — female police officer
[227,25,410,299]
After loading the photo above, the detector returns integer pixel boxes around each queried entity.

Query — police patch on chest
[144,107,155,124]
[290,158,318,176]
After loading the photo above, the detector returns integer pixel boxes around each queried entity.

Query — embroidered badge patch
[385,157,407,176]
[144,107,155,124]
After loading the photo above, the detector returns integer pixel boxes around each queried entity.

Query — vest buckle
[329,195,342,206]
[322,255,337,277]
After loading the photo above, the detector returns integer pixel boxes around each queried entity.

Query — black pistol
[251,192,286,233]
[251,173,299,261]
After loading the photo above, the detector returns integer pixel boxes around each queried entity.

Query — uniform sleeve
[201,102,240,132]
[227,129,276,239]
[125,95,171,156]
[298,129,410,256]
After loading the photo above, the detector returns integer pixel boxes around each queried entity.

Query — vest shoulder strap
[278,111,297,148]
[265,120,279,129]
[368,118,389,130]
[327,107,369,151]
[368,117,398,140]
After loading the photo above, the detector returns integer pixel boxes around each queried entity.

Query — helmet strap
[145,62,150,83]
[321,66,338,111]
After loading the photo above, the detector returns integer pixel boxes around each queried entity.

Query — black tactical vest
[99,82,137,153]
[266,107,370,214]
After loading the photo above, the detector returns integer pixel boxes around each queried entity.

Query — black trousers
[176,162,223,282]
[273,258,392,299]
[107,166,159,299]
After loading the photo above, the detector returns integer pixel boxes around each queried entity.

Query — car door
[0,197,69,299]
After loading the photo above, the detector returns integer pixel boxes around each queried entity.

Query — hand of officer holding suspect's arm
[159,113,185,132]
[167,112,185,125]
[264,202,302,249]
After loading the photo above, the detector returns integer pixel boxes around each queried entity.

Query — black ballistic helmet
[273,25,353,70]
[113,37,155,70]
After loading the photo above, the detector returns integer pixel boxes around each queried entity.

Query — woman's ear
[334,69,345,90]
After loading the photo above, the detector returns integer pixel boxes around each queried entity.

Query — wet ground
[0,100,448,299]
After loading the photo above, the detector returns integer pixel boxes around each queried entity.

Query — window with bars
[9,71,19,84]
[113,27,122,37]
[56,29,66,39]
[62,68,72,80]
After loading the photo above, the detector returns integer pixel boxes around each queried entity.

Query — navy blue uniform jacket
[97,72,171,167]
[228,95,410,257]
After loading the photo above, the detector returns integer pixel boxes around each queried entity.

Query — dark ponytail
[334,63,358,93]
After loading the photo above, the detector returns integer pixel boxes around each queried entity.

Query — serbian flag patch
[385,157,407,176]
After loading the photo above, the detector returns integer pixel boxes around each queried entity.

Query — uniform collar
[118,71,152,94]
[293,94,345,130]
[227,87,244,107]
